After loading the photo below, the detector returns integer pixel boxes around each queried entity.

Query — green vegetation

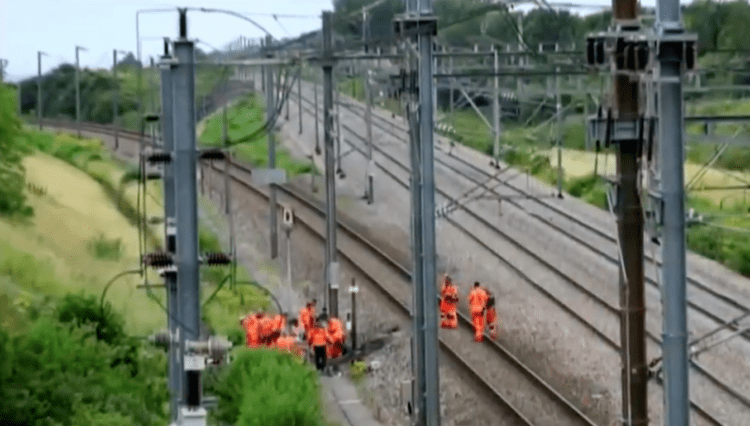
[0,84,33,218]
[86,233,124,261]
[19,54,226,131]
[199,93,316,177]
[209,349,326,426]
[0,294,169,426]
[349,360,368,383]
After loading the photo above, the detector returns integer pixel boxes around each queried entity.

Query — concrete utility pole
[158,38,180,423]
[322,11,339,318]
[265,34,279,260]
[113,49,128,150]
[396,0,440,423]
[656,0,692,423]
[75,45,87,138]
[555,42,563,198]
[172,10,203,421]
[0,58,7,82]
[314,72,321,155]
[492,45,501,167]
[37,51,46,130]
[335,82,343,176]
[298,63,303,134]
[610,2,648,424]
[365,69,374,204]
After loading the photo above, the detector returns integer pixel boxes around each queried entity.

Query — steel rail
[64,120,594,426]
[293,92,735,425]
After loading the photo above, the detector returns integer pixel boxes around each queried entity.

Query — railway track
[346,100,750,349]
[289,88,748,424]
[61,120,601,426]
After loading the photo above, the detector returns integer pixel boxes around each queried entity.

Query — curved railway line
[289,88,750,424]
[48,81,748,423]
[54,121,599,426]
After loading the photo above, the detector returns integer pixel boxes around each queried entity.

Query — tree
[0,83,32,217]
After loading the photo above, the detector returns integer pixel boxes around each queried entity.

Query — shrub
[350,361,367,383]
[211,348,325,426]
[86,233,124,261]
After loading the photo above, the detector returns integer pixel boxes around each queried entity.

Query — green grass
[199,93,316,177]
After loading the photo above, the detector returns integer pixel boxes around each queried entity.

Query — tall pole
[314,72,321,155]
[492,45,500,167]
[0,58,6,82]
[172,10,202,411]
[113,50,120,150]
[335,81,343,176]
[365,69,374,203]
[37,51,44,131]
[555,42,563,197]
[298,63,303,134]
[322,12,338,318]
[75,45,87,138]
[611,0,647,424]
[403,0,439,423]
[158,39,180,422]
[657,0,690,422]
[265,34,279,260]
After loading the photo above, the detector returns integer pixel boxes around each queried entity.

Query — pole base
[179,407,207,426]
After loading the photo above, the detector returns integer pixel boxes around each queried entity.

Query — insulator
[147,152,172,163]
[199,149,226,161]
[204,252,231,266]
[143,251,173,267]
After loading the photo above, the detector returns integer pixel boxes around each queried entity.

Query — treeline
[17,48,224,131]
[333,0,750,55]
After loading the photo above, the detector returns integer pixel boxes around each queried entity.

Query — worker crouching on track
[308,317,329,372]
[468,282,489,342]
[242,313,263,348]
[484,288,498,340]
[326,315,346,359]
[439,274,459,329]
[269,312,287,344]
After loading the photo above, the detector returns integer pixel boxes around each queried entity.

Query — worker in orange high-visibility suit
[484,288,498,340]
[308,318,328,371]
[242,313,262,347]
[468,282,489,342]
[439,275,459,329]
[270,313,287,344]
[275,333,302,357]
[298,300,317,340]
[258,314,275,346]
[326,316,346,359]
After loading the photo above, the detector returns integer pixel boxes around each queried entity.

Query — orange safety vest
[273,314,286,333]
[468,287,489,316]
[309,326,328,347]
[327,317,345,343]
[440,284,458,312]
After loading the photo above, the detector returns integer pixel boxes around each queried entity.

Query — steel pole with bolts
[172,9,203,414]
[158,39,180,422]
[656,0,691,422]
[265,34,279,260]
[322,12,339,318]
[365,69,374,203]
[399,0,440,423]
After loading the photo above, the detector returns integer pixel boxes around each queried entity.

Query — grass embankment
[2,129,268,335]
[199,93,316,178]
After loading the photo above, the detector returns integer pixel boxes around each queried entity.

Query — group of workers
[440,275,498,342]
[240,299,347,373]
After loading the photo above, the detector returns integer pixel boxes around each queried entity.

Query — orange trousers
[471,312,485,342]
[440,308,458,329]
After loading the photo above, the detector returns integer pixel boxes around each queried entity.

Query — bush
[210,348,326,426]
[0,302,168,426]
[350,361,367,383]
[0,83,33,218]
[86,233,124,261]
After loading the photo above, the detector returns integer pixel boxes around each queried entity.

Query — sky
[0,0,331,82]
[1,0,689,83]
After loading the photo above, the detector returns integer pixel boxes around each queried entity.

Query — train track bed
[276,80,750,424]
[66,121,607,426]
